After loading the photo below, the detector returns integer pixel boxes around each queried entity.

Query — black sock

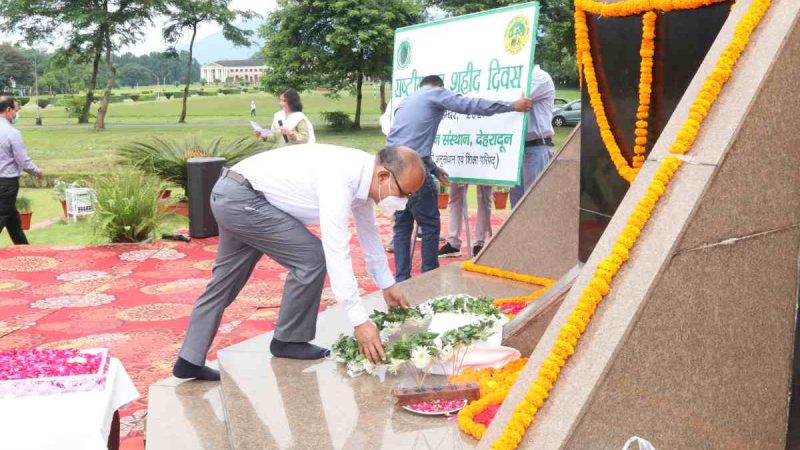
[173,357,221,381]
[270,338,330,360]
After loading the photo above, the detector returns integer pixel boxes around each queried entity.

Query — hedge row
[19,173,103,189]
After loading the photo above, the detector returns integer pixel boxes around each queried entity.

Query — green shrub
[139,94,156,102]
[321,111,353,131]
[62,96,90,118]
[37,98,49,109]
[18,97,30,106]
[129,94,140,102]
[18,173,97,189]
[164,92,174,100]
[57,96,75,107]
[91,169,171,243]
[199,89,217,96]
[15,195,32,212]
[119,135,268,191]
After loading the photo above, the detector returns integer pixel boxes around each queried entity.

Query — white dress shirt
[232,144,395,326]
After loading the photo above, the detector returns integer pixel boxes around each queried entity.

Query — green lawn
[19,88,386,126]
[2,87,580,248]
[0,187,189,247]
[0,213,189,247]
[19,88,579,175]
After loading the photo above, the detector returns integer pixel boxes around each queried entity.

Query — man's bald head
[369,145,426,203]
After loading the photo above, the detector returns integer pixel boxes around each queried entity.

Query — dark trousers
[0,177,28,245]
[392,175,439,282]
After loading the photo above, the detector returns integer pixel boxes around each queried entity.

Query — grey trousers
[178,177,327,366]
[447,183,493,248]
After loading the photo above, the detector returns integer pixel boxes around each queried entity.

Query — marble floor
[146,264,540,449]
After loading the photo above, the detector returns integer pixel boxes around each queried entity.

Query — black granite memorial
[578,3,731,261]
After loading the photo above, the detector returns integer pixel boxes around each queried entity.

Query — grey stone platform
[145,264,549,449]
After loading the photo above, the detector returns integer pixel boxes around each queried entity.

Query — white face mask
[378,175,408,216]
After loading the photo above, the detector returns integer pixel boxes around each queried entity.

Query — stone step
[217,302,476,450]
[145,362,232,450]
[147,263,539,449]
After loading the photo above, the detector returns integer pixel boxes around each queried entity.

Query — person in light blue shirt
[510,65,556,208]
[0,96,42,245]
[386,75,532,282]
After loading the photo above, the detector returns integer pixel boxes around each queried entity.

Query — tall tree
[0,0,108,123]
[261,0,423,129]
[94,0,164,130]
[426,0,577,86]
[163,0,255,123]
[424,0,513,15]
[117,62,155,87]
[0,44,34,90]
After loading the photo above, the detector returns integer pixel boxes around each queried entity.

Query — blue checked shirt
[386,86,514,176]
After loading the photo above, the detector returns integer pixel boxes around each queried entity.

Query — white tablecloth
[0,358,140,450]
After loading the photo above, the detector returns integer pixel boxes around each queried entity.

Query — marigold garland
[450,358,529,440]
[633,11,657,168]
[461,261,556,318]
[575,9,657,181]
[490,1,772,449]
[575,0,730,181]
[462,261,556,287]
[451,264,554,437]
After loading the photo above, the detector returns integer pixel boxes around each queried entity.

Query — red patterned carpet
[0,211,508,449]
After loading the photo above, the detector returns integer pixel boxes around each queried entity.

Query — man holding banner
[386,75,532,282]
[510,65,556,208]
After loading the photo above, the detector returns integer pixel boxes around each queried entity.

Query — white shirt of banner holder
[65,187,96,223]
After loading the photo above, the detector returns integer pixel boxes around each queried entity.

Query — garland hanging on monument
[575,9,658,181]
[489,0,772,448]
[461,261,556,318]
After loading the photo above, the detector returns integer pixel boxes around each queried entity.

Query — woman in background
[256,88,316,146]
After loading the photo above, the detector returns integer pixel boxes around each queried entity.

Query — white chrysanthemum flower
[346,362,364,377]
[388,358,406,374]
[439,344,454,361]
[411,346,432,369]
[418,302,434,318]
[361,360,376,375]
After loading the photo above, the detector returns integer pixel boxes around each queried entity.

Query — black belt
[525,137,553,147]
[221,167,253,190]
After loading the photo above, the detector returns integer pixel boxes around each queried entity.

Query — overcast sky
[0,0,277,54]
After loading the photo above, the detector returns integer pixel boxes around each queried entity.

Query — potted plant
[15,196,33,230]
[91,169,171,243]
[493,186,510,209]
[438,182,449,209]
[53,179,84,219]
[119,136,267,217]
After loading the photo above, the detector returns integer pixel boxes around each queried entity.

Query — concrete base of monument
[144,263,559,449]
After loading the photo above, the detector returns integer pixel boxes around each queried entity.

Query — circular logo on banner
[504,16,531,54]
[397,39,412,69]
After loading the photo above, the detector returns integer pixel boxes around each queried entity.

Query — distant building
[200,59,266,83]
